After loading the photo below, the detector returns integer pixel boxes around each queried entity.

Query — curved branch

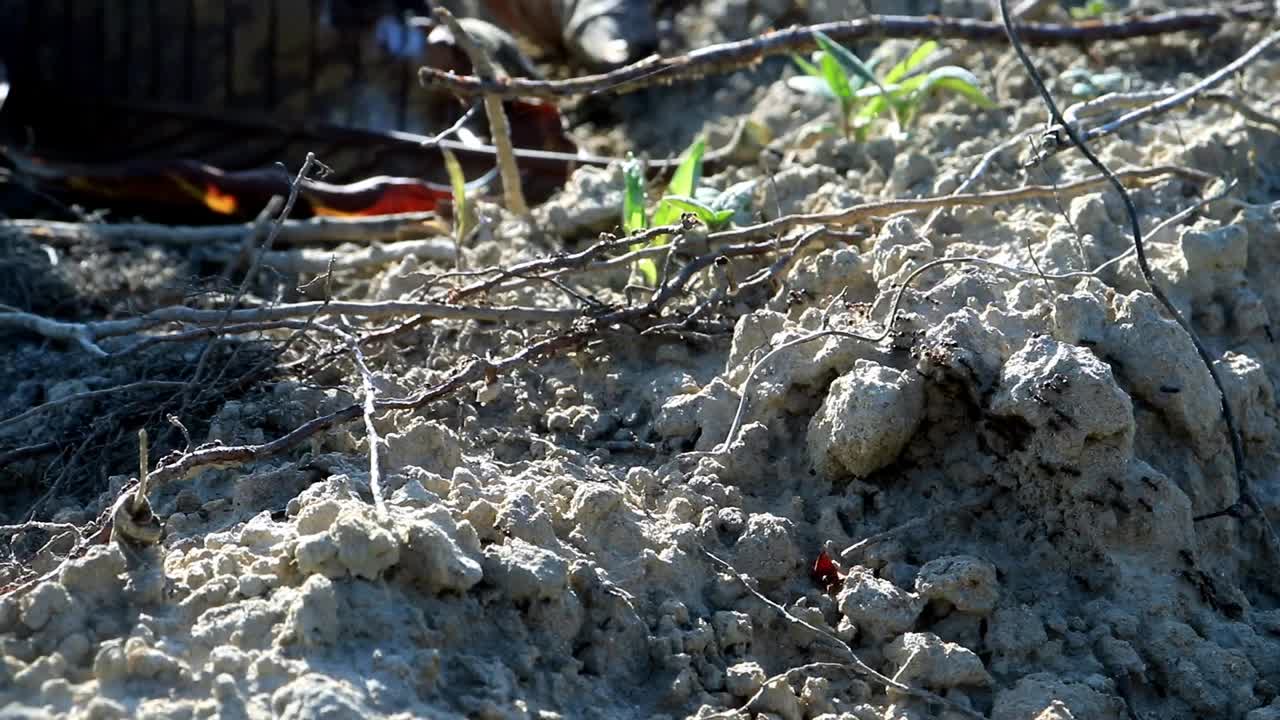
[418,6,1269,100]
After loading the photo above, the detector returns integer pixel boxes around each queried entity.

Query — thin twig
[416,6,1269,100]
[0,522,79,539]
[841,490,998,561]
[701,662,857,720]
[181,154,325,413]
[701,548,985,720]
[143,330,589,488]
[0,300,581,350]
[0,309,109,357]
[451,165,1204,301]
[1064,90,1280,133]
[709,165,1210,244]
[0,381,187,435]
[921,136,1021,235]
[421,102,481,149]
[209,237,457,274]
[0,166,1204,355]
[335,324,388,517]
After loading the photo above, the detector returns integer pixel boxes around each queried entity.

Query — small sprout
[623,137,736,287]
[622,155,647,235]
[1070,0,1112,20]
[660,195,735,227]
[789,38,995,140]
[442,148,474,269]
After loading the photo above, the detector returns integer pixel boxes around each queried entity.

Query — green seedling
[790,34,995,140]
[622,137,737,286]
[1070,0,1112,20]
[441,148,475,269]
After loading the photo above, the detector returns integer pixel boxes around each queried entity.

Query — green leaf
[917,66,996,109]
[791,53,823,79]
[634,257,659,286]
[855,92,891,125]
[622,154,654,285]
[1070,0,1111,19]
[709,209,735,226]
[622,155,646,234]
[652,137,706,228]
[884,40,938,84]
[855,78,907,125]
[666,137,705,199]
[441,148,472,243]
[813,31,876,91]
[820,50,853,102]
[662,195,735,228]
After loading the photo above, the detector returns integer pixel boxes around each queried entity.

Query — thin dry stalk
[335,324,389,517]
[841,490,998,561]
[1064,90,1280,133]
[702,548,985,720]
[432,7,528,215]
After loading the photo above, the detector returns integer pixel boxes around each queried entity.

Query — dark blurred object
[473,0,659,68]
[0,1,576,219]
[423,16,545,78]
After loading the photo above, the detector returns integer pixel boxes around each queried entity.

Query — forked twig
[841,490,999,561]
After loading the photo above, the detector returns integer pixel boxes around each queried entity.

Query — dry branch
[1065,90,1280,133]
[417,5,1271,100]
[0,301,579,353]
[0,213,446,249]
[0,164,1205,356]
[708,165,1208,244]
[144,329,589,487]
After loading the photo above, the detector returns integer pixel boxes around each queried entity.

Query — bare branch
[1064,89,1280,135]
[708,165,1211,245]
[417,6,1269,100]
[1,213,446,249]
[1079,30,1280,143]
